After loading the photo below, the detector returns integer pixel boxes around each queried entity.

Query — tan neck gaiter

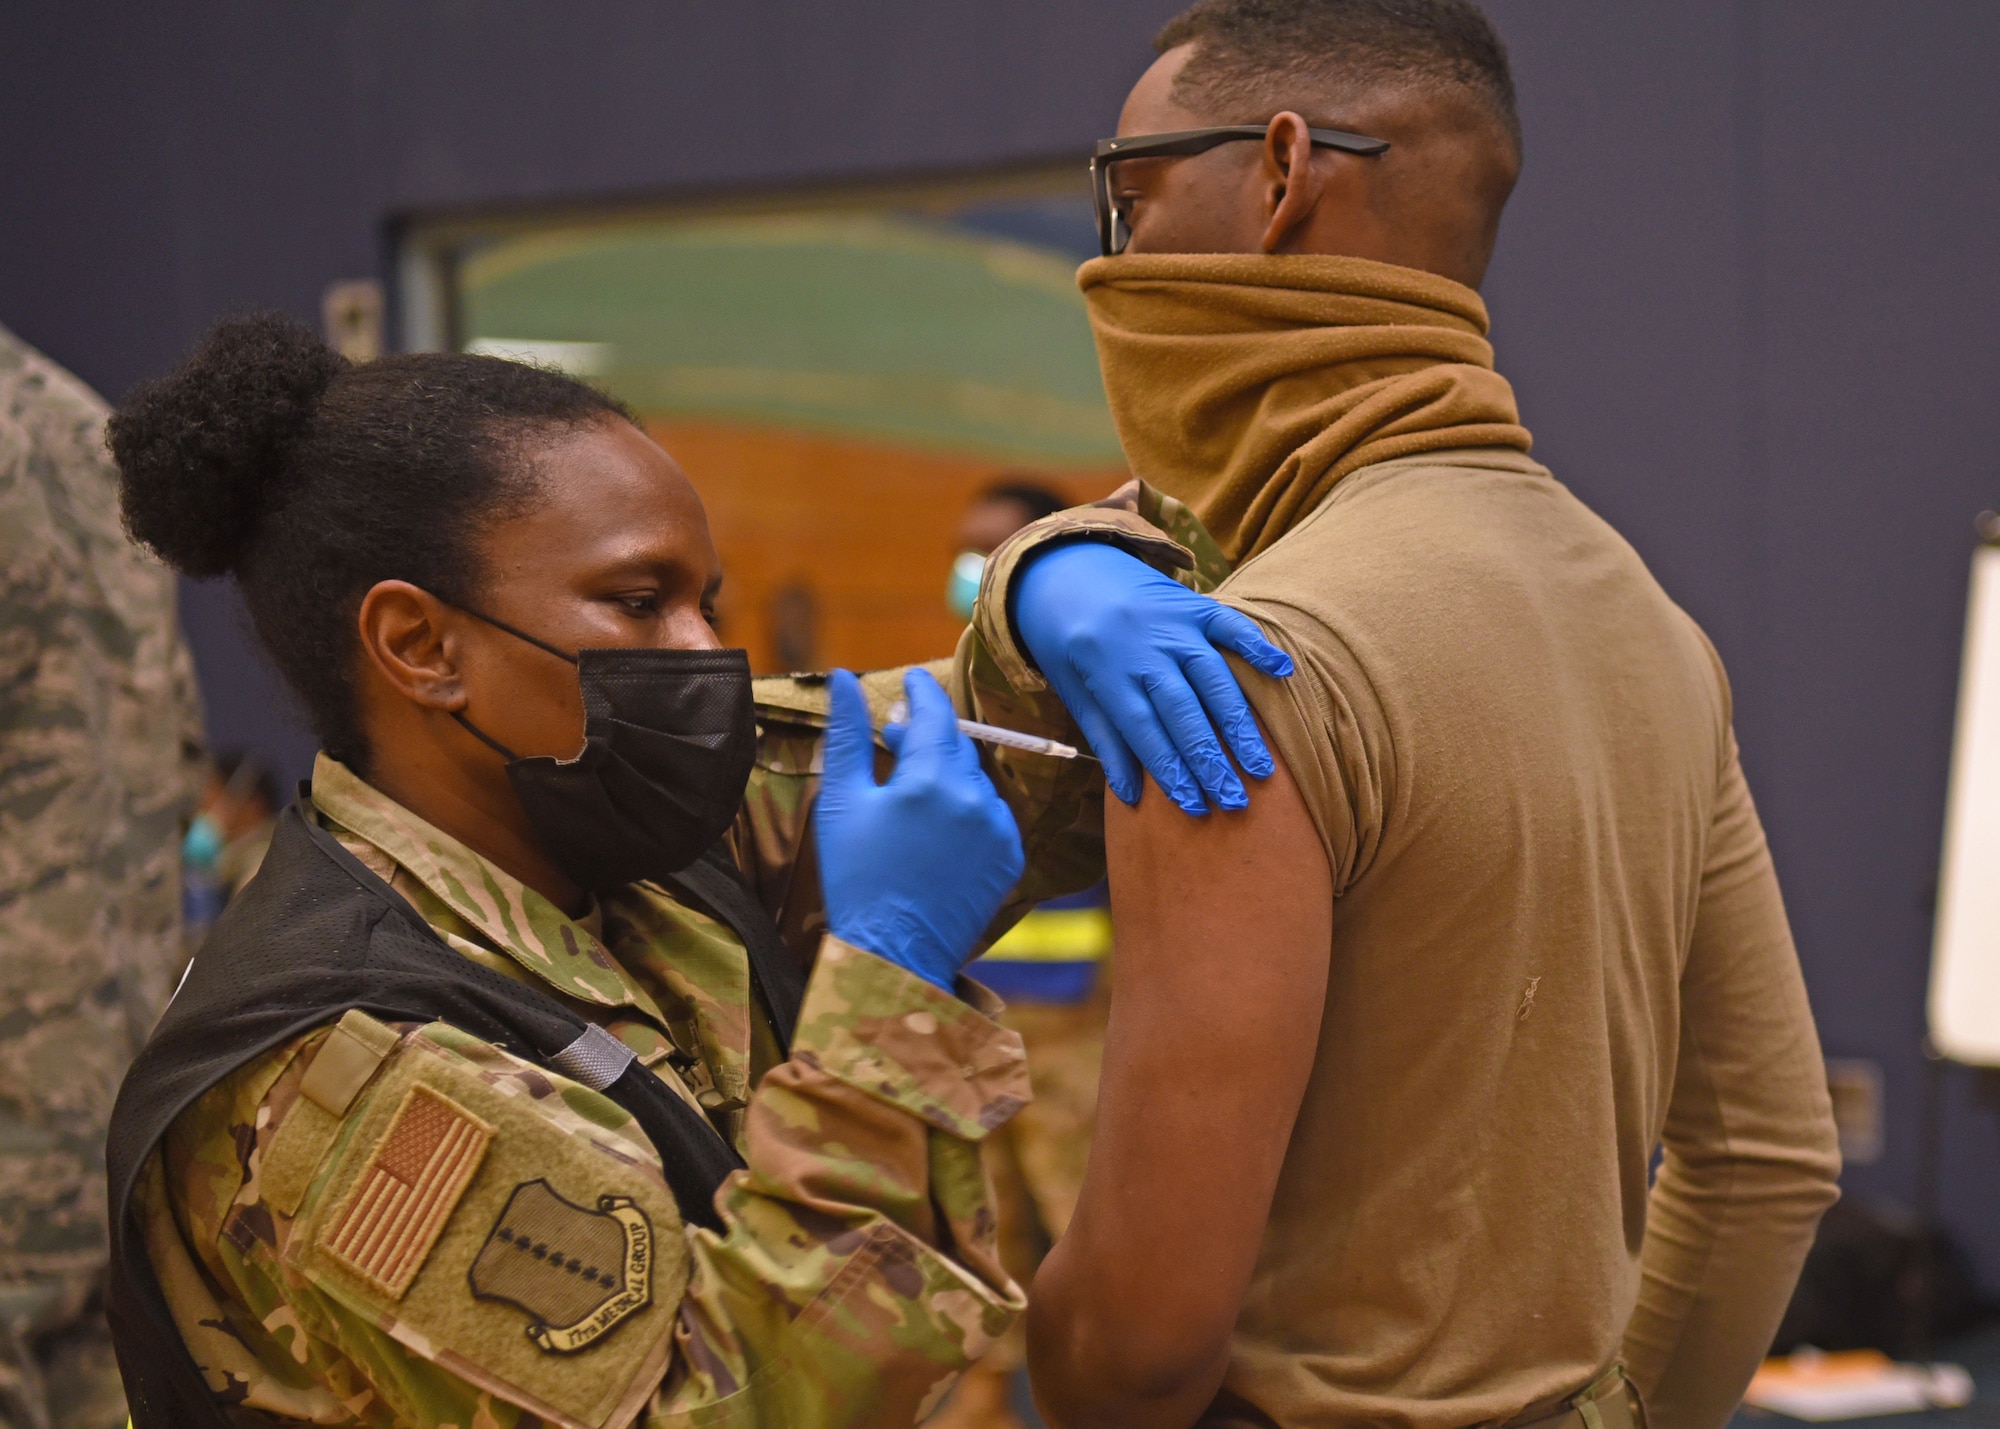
[1078,252,1533,563]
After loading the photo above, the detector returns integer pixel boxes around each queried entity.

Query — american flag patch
[320,1084,493,1298]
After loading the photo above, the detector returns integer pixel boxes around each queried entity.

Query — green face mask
[946,550,986,622]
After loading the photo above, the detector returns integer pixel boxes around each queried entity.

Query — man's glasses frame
[1089,124,1392,257]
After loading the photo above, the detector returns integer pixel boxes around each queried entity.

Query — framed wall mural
[396,169,1123,675]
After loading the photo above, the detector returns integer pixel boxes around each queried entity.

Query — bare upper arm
[1029,750,1332,1426]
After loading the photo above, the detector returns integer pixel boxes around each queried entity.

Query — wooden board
[652,419,1123,675]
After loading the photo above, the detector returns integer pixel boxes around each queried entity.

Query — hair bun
[110,312,347,578]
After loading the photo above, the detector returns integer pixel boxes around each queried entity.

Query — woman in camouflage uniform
[101,315,1287,1428]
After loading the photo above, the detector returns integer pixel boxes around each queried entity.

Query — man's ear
[357,580,468,712]
[1259,112,1324,254]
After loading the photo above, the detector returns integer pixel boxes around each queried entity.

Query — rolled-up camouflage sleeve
[658,938,1027,1423]
[737,651,1097,948]
[966,477,1231,693]
[941,480,1232,920]
[731,484,1227,941]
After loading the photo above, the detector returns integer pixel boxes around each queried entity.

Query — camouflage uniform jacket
[138,651,1123,1429]
[968,480,1231,690]
[0,325,204,1346]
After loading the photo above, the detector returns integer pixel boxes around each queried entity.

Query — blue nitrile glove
[1011,540,1294,814]
[815,667,1026,990]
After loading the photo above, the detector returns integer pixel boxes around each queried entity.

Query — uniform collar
[309,753,653,1012]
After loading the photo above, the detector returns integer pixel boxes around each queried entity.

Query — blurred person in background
[179,750,280,950]
[934,482,1114,1429]
[0,322,205,1429]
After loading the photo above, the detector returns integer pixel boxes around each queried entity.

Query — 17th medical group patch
[271,1020,688,1429]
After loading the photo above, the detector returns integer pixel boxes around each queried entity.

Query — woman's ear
[1259,112,1324,254]
[356,580,467,712]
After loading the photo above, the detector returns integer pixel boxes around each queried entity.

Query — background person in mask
[945,482,1066,626]
[934,481,1113,1429]
[961,3,1842,1427]
[99,313,1290,1428]
[179,750,279,951]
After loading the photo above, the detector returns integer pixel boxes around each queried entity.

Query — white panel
[1930,542,2000,1064]
[462,338,610,375]
[396,244,449,354]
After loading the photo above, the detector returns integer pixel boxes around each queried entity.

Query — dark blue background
[4,0,1996,1291]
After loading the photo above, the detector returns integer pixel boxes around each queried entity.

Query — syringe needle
[884,701,1096,762]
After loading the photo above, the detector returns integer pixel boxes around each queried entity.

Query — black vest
[104,802,807,1428]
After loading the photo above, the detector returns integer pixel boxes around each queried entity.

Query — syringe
[885,701,1094,761]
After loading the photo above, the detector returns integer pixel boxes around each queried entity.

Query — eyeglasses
[1089,124,1391,257]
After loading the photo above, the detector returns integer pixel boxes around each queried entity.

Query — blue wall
[4,0,1996,1292]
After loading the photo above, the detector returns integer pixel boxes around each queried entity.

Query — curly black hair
[111,313,631,771]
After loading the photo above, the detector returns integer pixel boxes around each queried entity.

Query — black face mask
[451,608,757,893]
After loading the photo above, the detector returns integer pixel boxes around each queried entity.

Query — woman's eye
[613,593,660,614]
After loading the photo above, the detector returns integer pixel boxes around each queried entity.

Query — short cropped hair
[976,478,1067,524]
[1156,0,1520,154]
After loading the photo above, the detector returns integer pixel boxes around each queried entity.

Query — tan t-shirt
[1210,448,1840,1429]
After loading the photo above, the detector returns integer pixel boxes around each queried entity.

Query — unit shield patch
[469,1180,654,1353]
